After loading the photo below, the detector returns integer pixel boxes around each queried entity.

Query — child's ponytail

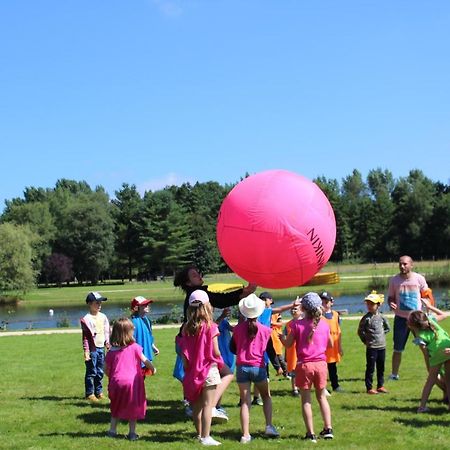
[307,307,322,343]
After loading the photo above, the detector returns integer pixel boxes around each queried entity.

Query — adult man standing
[388,255,428,380]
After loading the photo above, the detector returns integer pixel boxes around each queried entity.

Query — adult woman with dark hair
[174,265,257,320]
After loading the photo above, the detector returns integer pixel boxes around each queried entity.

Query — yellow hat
[364,290,384,304]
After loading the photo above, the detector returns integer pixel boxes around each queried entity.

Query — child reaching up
[176,290,224,446]
[284,301,302,396]
[357,291,390,395]
[131,296,159,376]
[407,297,450,412]
[105,317,155,441]
[230,294,280,443]
[281,292,333,443]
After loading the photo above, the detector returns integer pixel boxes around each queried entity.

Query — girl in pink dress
[282,292,333,443]
[176,290,223,446]
[105,317,155,441]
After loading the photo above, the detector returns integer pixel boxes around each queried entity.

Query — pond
[1,288,449,331]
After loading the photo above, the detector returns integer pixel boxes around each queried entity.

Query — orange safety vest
[284,319,297,372]
[323,310,341,364]
[271,313,284,355]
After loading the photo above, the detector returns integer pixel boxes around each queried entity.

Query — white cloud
[137,172,194,195]
[151,0,183,17]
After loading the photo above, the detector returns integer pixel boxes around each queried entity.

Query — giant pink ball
[216,170,336,289]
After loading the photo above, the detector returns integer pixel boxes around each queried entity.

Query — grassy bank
[3,260,449,308]
[1,320,450,449]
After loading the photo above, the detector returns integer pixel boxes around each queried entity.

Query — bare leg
[109,416,118,434]
[255,379,272,426]
[214,364,234,407]
[419,366,440,409]
[391,351,401,376]
[238,382,252,438]
[315,388,332,429]
[300,389,314,435]
[128,420,137,436]
[200,385,217,438]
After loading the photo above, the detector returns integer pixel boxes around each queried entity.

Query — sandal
[126,433,140,441]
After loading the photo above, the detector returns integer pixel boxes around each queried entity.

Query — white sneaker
[200,436,221,446]
[389,374,400,381]
[240,435,252,444]
[265,424,280,437]
[324,389,332,397]
[211,407,228,424]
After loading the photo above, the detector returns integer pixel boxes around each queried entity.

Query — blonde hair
[110,317,135,347]
[407,310,437,339]
[304,306,323,343]
[184,302,213,336]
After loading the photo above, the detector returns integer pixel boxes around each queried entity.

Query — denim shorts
[393,315,410,352]
[236,365,267,383]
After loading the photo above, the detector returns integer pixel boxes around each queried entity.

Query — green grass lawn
[1,319,450,449]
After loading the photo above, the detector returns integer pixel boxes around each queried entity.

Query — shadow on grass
[77,399,194,426]
[394,415,450,427]
[23,395,83,401]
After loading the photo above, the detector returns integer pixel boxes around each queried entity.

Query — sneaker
[389,374,400,381]
[417,406,430,413]
[367,389,378,395]
[96,393,105,400]
[212,407,228,424]
[377,386,388,393]
[126,433,139,441]
[86,394,99,403]
[264,424,280,438]
[240,435,252,444]
[292,389,300,397]
[105,430,117,438]
[215,406,227,415]
[302,432,317,443]
[185,405,193,418]
[319,428,334,439]
[252,396,263,406]
[324,389,332,397]
[200,436,221,446]
[333,386,344,393]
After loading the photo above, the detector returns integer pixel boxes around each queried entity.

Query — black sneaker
[319,428,334,439]
[302,432,317,443]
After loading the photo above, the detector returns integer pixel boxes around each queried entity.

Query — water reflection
[1,289,448,331]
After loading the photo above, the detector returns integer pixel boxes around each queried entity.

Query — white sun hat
[239,293,266,319]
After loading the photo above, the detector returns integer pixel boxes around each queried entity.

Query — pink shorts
[295,361,328,390]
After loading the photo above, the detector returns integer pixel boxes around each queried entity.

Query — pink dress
[176,322,223,403]
[105,343,147,420]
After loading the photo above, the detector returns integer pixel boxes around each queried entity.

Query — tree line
[0,168,449,293]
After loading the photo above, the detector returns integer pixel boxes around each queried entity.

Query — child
[131,296,159,376]
[105,317,155,440]
[282,292,333,443]
[320,291,343,393]
[284,302,302,396]
[407,297,450,412]
[176,290,223,446]
[80,291,110,403]
[357,291,390,395]
[230,293,280,443]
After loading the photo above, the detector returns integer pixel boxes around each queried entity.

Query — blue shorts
[393,315,410,352]
[236,365,267,383]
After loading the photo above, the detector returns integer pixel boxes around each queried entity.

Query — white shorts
[204,363,222,387]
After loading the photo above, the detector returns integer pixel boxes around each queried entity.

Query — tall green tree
[0,223,36,293]
[111,184,142,281]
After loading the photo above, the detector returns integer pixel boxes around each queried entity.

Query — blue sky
[1,1,449,212]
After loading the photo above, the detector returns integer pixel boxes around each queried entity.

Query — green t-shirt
[416,316,450,367]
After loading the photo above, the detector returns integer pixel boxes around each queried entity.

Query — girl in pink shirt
[282,292,333,443]
[176,290,223,446]
[230,294,280,444]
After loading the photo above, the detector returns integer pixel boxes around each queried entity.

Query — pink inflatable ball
[216,170,336,289]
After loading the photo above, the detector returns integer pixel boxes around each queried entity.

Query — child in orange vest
[320,292,343,393]
[284,301,303,395]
